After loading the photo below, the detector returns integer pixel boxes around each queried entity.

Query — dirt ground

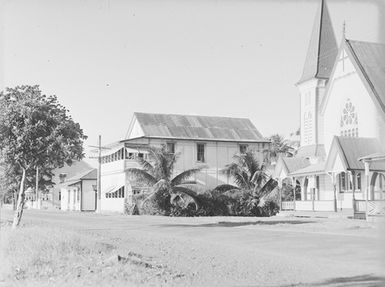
[1,208,385,286]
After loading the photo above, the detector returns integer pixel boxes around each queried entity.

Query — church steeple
[298,0,338,84]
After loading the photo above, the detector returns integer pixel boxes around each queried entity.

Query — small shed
[60,169,97,211]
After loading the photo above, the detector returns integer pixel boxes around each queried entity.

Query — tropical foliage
[267,134,294,161]
[212,149,279,216]
[126,145,204,215]
[0,85,87,227]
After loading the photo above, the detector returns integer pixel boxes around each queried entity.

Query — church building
[274,0,385,219]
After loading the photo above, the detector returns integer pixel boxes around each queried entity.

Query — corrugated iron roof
[296,144,326,160]
[336,137,385,171]
[133,112,267,142]
[290,161,326,176]
[346,40,385,114]
[282,157,310,174]
[298,0,338,83]
[66,168,97,183]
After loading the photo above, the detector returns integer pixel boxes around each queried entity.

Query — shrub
[169,189,279,217]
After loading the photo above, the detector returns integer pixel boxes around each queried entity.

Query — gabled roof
[298,0,338,84]
[128,112,268,142]
[290,161,326,176]
[66,168,97,184]
[296,144,326,160]
[345,40,385,114]
[326,136,385,171]
[51,160,93,186]
[281,156,310,174]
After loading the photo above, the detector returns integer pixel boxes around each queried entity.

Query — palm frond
[171,167,203,186]
[172,185,200,211]
[126,168,157,186]
[140,190,157,208]
[213,184,239,193]
[138,158,155,175]
[256,178,278,198]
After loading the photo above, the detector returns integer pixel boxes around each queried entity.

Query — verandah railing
[354,200,385,216]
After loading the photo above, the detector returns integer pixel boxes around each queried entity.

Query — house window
[197,143,205,162]
[167,142,175,154]
[239,144,248,154]
[339,172,357,192]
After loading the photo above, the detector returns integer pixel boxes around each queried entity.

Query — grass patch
[0,225,184,286]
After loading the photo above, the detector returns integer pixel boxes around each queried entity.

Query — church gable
[320,40,385,152]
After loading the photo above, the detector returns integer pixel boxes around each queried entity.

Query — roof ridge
[134,111,252,121]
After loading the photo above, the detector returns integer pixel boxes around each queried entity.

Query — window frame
[239,144,248,154]
[166,142,176,154]
[196,143,206,163]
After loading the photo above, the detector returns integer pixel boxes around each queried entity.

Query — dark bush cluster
[126,189,279,217]
[169,190,279,217]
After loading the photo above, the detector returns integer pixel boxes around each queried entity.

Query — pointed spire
[298,0,338,84]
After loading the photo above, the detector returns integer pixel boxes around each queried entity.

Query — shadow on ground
[279,274,385,287]
[158,220,315,228]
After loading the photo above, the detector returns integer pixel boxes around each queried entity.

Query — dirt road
[1,208,384,286]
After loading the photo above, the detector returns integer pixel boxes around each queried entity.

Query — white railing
[355,200,385,216]
[295,201,313,211]
[281,201,294,210]
[314,200,334,211]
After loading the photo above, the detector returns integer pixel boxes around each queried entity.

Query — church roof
[346,40,385,114]
[298,0,338,84]
[130,112,268,142]
[296,144,326,160]
[290,161,326,176]
[281,156,310,174]
[328,136,385,171]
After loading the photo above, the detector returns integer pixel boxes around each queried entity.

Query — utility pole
[97,135,102,213]
[89,135,110,213]
[35,166,39,209]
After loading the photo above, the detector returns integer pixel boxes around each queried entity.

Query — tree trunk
[12,168,26,228]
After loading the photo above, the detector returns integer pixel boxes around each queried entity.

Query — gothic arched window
[340,99,358,137]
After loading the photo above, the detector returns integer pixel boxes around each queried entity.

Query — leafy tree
[127,145,204,214]
[0,85,87,227]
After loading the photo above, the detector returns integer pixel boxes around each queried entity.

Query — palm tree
[266,134,294,163]
[126,145,204,213]
[214,149,274,198]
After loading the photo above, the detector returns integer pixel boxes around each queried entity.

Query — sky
[0,0,383,163]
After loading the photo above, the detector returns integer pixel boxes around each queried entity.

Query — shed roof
[132,112,267,142]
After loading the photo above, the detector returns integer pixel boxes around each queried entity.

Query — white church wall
[323,52,380,153]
